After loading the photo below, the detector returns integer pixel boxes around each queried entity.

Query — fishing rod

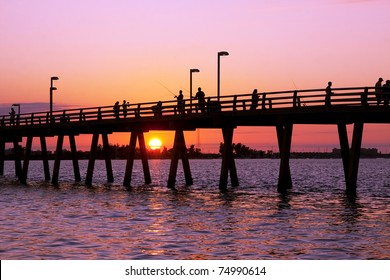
[180,86,190,94]
[292,80,306,106]
[156,81,177,98]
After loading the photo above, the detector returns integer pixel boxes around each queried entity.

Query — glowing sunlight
[149,138,162,150]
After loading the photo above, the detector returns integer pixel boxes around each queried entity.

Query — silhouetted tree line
[2,143,387,160]
[1,144,219,160]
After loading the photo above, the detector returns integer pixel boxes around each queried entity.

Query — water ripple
[0,159,389,259]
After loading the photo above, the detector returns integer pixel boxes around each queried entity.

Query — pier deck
[1,86,389,193]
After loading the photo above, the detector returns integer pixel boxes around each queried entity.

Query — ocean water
[0,159,389,260]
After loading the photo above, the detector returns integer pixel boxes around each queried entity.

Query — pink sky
[1,0,390,152]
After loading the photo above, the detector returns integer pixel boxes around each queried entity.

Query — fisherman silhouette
[375,77,383,105]
[250,89,259,110]
[122,100,128,118]
[113,101,120,119]
[383,80,390,106]
[9,107,15,125]
[325,81,333,107]
[176,90,184,114]
[194,87,206,113]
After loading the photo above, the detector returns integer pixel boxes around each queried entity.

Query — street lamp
[50,76,59,123]
[190,68,200,112]
[217,51,229,102]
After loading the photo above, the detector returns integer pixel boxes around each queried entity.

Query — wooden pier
[1,86,389,193]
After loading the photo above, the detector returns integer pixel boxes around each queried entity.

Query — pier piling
[101,133,113,183]
[123,131,152,189]
[69,135,81,182]
[85,133,99,186]
[337,123,350,181]
[40,136,51,181]
[219,127,239,191]
[52,135,64,185]
[167,129,193,188]
[0,138,5,176]
[20,136,33,184]
[347,122,364,192]
[277,124,293,193]
[13,140,22,180]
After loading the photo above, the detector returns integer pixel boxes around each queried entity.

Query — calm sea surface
[0,159,389,260]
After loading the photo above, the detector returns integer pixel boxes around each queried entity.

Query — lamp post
[50,76,59,123]
[217,51,229,102]
[190,68,200,112]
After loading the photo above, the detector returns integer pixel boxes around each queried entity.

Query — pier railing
[0,86,384,128]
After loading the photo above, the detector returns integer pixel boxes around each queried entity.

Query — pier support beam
[17,136,53,184]
[0,138,5,176]
[219,127,239,191]
[51,135,81,185]
[85,133,99,186]
[167,129,193,188]
[337,123,350,181]
[123,131,152,189]
[52,135,64,185]
[277,124,293,193]
[40,136,51,181]
[337,122,364,193]
[69,135,81,182]
[138,132,152,185]
[20,136,33,184]
[13,140,22,180]
[348,122,364,192]
[85,133,114,186]
[101,133,114,183]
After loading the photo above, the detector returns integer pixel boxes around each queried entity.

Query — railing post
[233,95,237,111]
[268,98,272,109]
[361,87,368,107]
[79,109,84,122]
[136,104,141,118]
[97,107,102,121]
[262,93,267,109]
[293,91,297,108]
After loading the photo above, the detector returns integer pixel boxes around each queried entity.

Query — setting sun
[149,138,162,150]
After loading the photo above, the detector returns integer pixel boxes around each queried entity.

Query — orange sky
[1,0,390,152]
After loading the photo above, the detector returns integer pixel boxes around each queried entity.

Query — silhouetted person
[375,77,383,105]
[122,100,128,118]
[250,89,259,110]
[152,101,162,116]
[325,81,333,107]
[9,108,15,126]
[176,90,184,114]
[60,111,69,123]
[113,101,120,119]
[383,80,390,106]
[194,87,206,113]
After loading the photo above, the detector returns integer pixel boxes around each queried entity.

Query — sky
[1,0,390,152]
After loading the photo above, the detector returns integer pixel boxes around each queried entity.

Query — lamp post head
[190,69,200,73]
[218,51,229,56]
[12,104,20,107]
[51,76,59,81]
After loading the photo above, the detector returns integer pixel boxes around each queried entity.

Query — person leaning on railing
[250,89,259,110]
[375,77,383,105]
